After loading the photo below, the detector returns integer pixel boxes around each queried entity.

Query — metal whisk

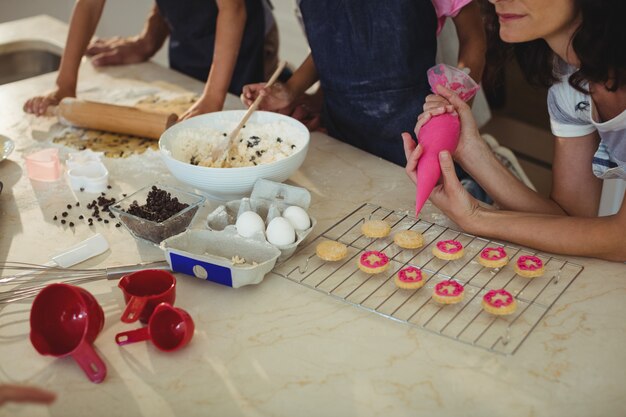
[0,261,170,304]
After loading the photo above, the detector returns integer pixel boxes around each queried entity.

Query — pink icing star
[398,266,423,282]
[434,280,463,297]
[484,289,514,307]
[436,240,463,254]
[517,255,543,271]
[480,247,507,260]
[360,251,389,268]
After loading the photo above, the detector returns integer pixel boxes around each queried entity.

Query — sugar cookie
[482,289,517,315]
[316,240,348,262]
[478,246,509,268]
[394,266,426,289]
[432,239,464,260]
[393,230,424,249]
[432,280,464,304]
[514,255,544,278]
[357,250,390,274]
[361,220,391,238]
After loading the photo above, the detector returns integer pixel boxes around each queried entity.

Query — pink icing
[398,266,423,283]
[434,280,464,297]
[360,251,389,268]
[483,289,514,308]
[427,64,479,102]
[516,255,543,271]
[436,240,463,254]
[480,247,507,261]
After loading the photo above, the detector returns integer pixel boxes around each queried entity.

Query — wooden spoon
[212,60,286,167]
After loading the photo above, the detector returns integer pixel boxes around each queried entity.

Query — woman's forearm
[470,204,626,261]
[459,143,566,215]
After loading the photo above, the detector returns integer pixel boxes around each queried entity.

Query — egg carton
[161,229,281,288]
[206,179,316,262]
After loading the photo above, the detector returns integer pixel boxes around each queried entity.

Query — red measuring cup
[118,269,176,323]
[30,283,107,383]
[115,303,194,352]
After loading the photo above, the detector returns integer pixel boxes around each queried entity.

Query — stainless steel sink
[0,48,61,85]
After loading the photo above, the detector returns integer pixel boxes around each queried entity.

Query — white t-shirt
[548,69,626,180]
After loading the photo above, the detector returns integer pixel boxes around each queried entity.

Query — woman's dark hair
[481,0,626,93]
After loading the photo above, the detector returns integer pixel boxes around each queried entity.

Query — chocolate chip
[122,194,127,198]
[69,222,74,227]
[53,215,57,221]
[107,185,112,189]
[76,202,80,207]
[115,223,121,228]
[62,212,68,217]
[80,187,85,192]
[104,219,109,224]
[79,215,84,220]
[61,219,66,224]
[67,204,72,209]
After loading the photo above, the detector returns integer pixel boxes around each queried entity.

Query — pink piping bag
[414,64,479,216]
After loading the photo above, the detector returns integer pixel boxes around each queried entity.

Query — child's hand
[0,384,56,406]
[86,36,152,66]
[178,97,223,121]
[240,82,296,113]
[23,88,74,116]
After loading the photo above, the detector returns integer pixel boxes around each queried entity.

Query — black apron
[156,0,265,95]
[299,0,437,165]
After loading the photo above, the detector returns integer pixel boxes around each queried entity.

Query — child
[242,0,485,166]
[24,0,267,121]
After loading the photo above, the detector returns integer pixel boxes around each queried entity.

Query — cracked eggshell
[266,217,296,246]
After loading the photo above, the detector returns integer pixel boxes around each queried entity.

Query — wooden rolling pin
[49,98,178,139]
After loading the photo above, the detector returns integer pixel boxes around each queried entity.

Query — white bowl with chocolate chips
[159,110,310,201]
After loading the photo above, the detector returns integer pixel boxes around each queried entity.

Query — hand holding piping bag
[406,64,480,217]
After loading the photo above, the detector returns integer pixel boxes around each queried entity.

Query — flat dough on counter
[52,94,198,158]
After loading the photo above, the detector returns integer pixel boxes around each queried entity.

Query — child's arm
[86,4,169,66]
[241,53,319,112]
[23,0,106,116]
[179,0,247,120]
[450,1,486,83]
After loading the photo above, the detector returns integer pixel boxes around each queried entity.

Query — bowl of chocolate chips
[110,184,205,245]
[159,110,310,201]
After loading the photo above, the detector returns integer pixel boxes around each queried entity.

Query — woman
[403,0,626,261]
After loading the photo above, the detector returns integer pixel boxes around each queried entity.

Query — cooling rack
[272,203,584,355]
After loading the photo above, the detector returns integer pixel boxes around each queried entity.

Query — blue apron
[156,0,265,95]
[299,0,437,166]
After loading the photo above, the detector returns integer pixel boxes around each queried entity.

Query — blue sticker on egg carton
[161,229,281,288]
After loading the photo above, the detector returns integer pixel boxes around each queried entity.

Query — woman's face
[488,0,579,43]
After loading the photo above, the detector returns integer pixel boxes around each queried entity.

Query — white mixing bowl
[159,110,310,201]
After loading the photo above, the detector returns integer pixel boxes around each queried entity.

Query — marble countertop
[1,15,625,417]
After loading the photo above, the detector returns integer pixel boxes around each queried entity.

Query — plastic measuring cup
[30,284,107,383]
[118,269,176,323]
[115,303,194,352]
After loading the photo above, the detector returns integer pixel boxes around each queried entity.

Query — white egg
[282,205,311,231]
[235,211,265,238]
[266,217,296,246]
